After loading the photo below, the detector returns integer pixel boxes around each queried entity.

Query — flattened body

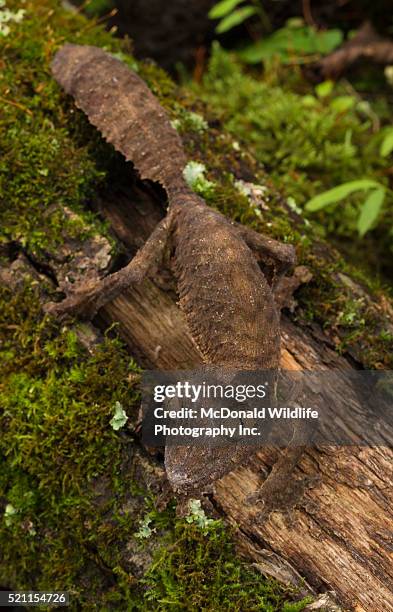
[167,204,281,493]
[172,204,280,370]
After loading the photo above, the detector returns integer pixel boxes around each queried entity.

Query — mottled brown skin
[51,44,186,192]
[47,44,309,518]
[173,202,280,369]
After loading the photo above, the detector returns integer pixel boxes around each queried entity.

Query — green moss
[0,0,143,603]
[0,283,142,602]
[0,0,130,260]
[141,511,311,612]
[196,44,391,209]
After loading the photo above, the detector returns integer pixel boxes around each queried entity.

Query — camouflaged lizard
[46,44,311,520]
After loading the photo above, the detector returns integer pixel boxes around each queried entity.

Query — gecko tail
[51,44,187,192]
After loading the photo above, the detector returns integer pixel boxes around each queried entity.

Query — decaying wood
[91,182,392,612]
[312,21,393,79]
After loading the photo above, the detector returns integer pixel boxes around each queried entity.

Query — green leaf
[330,95,356,113]
[314,29,343,54]
[239,31,291,63]
[380,128,393,157]
[305,179,382,211]
[208,0,245,19]
[238,26,343,64]
[216,6,257,33]
[357,188,385,237]
[315,80,334,98]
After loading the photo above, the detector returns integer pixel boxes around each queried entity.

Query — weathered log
[310,21,393,80]
[87,179,393,612]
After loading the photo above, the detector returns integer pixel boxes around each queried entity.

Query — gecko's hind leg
[246,418,319,523]
[246,376,319,522]
[44,213,174,320]
[273,266,312,310]
[233,222,296,281]
[246,445,307,521]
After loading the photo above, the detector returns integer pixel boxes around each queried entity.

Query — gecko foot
[45,215,173,321]
[246,473,320,525]
[44,281,105,321]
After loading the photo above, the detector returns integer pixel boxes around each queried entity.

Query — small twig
[302,0,316,28]
[314,21,393,79]
[0,95,33,116]
[193,46,206,84]
[79,7,118,32]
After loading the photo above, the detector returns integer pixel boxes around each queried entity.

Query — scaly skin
[172,200,280,370]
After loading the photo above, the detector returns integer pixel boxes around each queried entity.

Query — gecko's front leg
[44,213,174,320]
[232,222,296,282]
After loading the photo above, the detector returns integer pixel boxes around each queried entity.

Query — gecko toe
[245,491,262,506]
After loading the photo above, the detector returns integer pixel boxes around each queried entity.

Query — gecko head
[165,445,236,495]
[165,449,204,494]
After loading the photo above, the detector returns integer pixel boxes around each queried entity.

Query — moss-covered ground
[196,43,392,236]
[0,1,315,609]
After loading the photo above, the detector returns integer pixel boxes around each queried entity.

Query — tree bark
[310,21,393,80]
